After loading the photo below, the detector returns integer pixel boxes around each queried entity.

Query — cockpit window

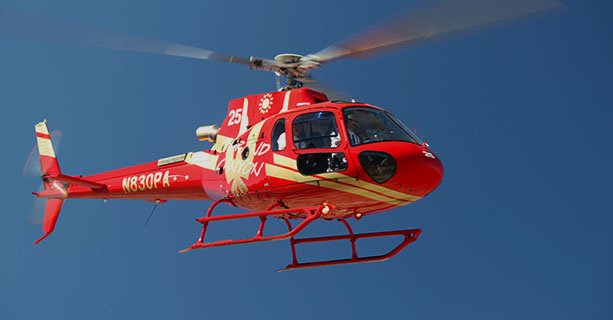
[343,107,422,146]
[293,112,341,149]
[272,119,286,151]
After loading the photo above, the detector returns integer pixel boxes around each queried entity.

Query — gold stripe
[281,91,291,113]
[273,153,297,170]
[185,151,219,171]
[212,134,233,152]
[247,121,266,140]
[36,137,56,158]
[342,179,421,202]
[238,98,249,136]
[318,180,410,206]
[272,153,420,202]
[157,153,188,166]
[266,163,310,183]
[266,164,413,206]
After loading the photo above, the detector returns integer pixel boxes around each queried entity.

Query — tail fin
[35,120,60,176]
[33,120,65,244]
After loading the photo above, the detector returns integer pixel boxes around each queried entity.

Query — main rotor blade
[302,76,349,102]
[0,7,251,65]
[310,0,563,63]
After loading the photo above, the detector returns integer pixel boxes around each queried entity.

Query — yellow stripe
[247,121,266,140]
[212,134,233,152]
[273,153,297,170]
[36,137,55,158]
[266,164,413,206]
[342,179,421,202]
[185,151,219,171]
[272,153,420,202]
[268,157,347,183]
[281,91,291,113]
[318,180,410,206]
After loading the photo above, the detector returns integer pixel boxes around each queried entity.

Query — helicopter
[18,0,562,271]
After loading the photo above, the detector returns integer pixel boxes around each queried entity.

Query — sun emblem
[258,93,273,114]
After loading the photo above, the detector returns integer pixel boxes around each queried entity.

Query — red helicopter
[26,0,562,271]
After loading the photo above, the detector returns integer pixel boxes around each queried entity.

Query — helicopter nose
[395,144,444,196]
[358,143,443,197]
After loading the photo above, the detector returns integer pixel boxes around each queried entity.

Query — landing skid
[281,224,421,272]
[181,199,422,271]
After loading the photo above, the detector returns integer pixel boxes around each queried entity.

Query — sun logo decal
[258,93,273,114]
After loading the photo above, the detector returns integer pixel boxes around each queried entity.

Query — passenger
[293,123,308,149]
[324,121,341,148]
[346,113,363,145]
[310,117,340,148]
[276,132,286,150]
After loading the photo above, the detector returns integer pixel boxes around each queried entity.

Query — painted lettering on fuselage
[215,141,270,178]
[216,158,265,177]
[122,170,171,193]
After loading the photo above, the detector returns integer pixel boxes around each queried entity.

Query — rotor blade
[0,7,251,65]
[310,0,563,63]
[302,76,349,102]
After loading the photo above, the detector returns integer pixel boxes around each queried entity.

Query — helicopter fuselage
[52,88,443,219]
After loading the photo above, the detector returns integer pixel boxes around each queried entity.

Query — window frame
[271,118,287,152]
[291,111,342,150]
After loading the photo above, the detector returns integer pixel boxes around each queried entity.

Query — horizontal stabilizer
[54,174,105,189]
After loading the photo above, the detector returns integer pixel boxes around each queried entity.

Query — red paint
[31,88,443,270]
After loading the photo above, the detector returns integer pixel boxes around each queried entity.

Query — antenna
[342,77,354,101]
[144,202,159,226]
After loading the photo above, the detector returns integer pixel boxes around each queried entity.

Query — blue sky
[1,1,611,319]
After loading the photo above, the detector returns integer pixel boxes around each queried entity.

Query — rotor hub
[274,53,304,64]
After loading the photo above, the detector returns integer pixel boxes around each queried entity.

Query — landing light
[358,151,396,184]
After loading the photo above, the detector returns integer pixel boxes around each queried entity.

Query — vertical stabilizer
[33,120,65,243]
[35,120,60,176]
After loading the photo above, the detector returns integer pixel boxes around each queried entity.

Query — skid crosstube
[181,199,422,270]
[180,201,326,251]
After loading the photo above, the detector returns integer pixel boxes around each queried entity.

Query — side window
[272,119,286,151]
[292,111,340,149]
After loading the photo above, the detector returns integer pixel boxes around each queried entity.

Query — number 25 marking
[228,108,243,126]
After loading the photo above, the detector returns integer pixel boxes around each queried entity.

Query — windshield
[343,107,422,146]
